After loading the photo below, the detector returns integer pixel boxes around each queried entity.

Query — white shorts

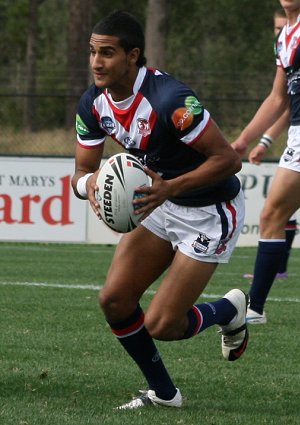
[279,125,300,172]
[141,189,245,263]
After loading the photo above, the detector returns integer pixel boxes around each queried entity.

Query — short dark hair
[92,10,147,67]
[274,8,286,19]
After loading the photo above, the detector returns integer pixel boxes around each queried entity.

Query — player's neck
[286,11,300,27]
[107,67,140,102]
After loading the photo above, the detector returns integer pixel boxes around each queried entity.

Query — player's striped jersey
[276,15,300,124]
[76,67,240,206]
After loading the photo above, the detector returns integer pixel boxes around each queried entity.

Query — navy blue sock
[108,305,176,400]
[183,298,237,339]
[249,240,286,314]
[278,220,297,273]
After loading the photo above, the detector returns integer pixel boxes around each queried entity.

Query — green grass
[0,243,299,424]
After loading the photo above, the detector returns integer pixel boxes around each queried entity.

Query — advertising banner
[237,162,298,246]
[0,157,87,242]
[0,157,298,246]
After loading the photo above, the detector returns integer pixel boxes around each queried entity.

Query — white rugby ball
[95,153,149,233]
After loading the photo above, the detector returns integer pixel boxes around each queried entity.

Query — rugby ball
[95,153,149,233]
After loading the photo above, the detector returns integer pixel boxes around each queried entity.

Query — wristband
[76,173,93,199]
[258,133,273,149]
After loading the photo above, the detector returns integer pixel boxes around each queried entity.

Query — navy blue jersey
[76,67,240,206]
[276,18,300,125]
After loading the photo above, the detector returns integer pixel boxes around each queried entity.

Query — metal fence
[0,72,283,159]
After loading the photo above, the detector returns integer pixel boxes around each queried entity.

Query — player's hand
[132,167,170,220]
[86,170,102,219]
[248,145,266,165]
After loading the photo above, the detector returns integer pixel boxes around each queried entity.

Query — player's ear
[128,47,140,65]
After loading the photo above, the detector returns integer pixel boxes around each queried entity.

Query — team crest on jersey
[277,41,283,54]
[124,137,136,148]
[101,116,115,135]
[192,233,210,253]
[291,36,299,50]
[137,118,151,136]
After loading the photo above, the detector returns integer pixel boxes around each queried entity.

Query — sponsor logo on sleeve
[171,96,203,131]
[76,114,90,136]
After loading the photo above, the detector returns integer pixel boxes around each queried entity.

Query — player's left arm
[165,119,242,195]
[134,119,241,216]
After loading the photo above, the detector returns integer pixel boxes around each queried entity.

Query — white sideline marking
[0,280,300,303]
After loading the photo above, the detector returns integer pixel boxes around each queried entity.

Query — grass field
[0,243,299,425]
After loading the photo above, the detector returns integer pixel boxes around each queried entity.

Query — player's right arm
[232,66,289,157]
[248,108,290,164]
[71,143,105,218]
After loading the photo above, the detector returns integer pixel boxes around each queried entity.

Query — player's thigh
[146,250,217,326]
[101,225,175,308]
[262,167,300,226]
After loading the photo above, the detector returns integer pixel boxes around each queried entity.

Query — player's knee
[98,287,136,319]
[260,207,287,233]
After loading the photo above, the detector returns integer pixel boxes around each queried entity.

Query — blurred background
[0,0,283,158]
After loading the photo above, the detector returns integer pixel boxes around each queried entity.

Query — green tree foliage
[0,0,280,137]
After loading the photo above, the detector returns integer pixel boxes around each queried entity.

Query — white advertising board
[237,162,299,246]
[0,156,87,242]
[0,157,298,246]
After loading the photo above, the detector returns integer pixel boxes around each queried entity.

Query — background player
[243,8,298,281]
[232,0,300,324]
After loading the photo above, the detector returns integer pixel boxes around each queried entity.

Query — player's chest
[278,26,300,69]
[94,94,162,150]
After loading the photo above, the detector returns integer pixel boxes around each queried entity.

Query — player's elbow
[232,153,242,174]
[228,148,242,174]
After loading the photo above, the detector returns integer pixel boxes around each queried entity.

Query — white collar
[106,67,147,109]
[132,66,147,94]
[286,13,300,35]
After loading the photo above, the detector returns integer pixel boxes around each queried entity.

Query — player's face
[279,0,300,13]
[89,34,139,100]
[274,16,287,35]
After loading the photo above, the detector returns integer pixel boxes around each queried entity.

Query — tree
[23,0,44,131]
[145,0,169,69]
[65,0,94,129]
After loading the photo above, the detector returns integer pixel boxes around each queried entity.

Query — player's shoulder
[79,83,102,106]
[142,68,197,110]
[145,67,187,91]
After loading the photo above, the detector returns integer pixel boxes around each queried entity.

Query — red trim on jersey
[111,312,145,338]
[104,91,144,132]
[187,116,212,146]
[92,105,100,120]
[77,140,102,149]
[285,21,300,46]
[285,22,300,65]
[139,109,158,150]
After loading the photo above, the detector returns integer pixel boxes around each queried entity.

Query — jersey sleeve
[275,29,284,67]
[163,80,211,145]
[76,85,106,147]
